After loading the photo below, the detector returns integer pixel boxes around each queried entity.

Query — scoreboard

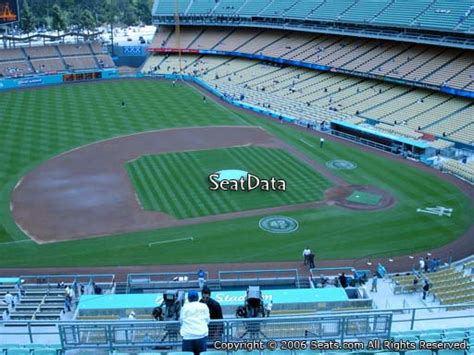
[0,0,19,25]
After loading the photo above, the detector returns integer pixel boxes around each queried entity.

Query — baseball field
[0,79,472,267]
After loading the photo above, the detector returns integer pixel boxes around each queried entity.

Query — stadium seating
[149,26,474,94]
[441,158,474,183]
[144,52,473,145]
[0,42,115,78]
[153,0,474,32]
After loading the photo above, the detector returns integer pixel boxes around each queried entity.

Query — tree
[136,0,153,25]
[80,9,96,34]
[20,0,36,44]
[51,4,67,37]
[122,3,139,26]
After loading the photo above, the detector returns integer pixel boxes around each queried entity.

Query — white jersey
[180,301,210,340]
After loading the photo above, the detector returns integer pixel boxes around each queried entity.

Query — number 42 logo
[416,206,453,217]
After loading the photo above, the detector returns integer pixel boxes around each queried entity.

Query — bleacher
[143,52,474,146]
[391,264,474,307]
[441,158,474,183]
[153,0,474,33]
[148,26,474,95]
[0,43,115,78]
[1,275,115,323]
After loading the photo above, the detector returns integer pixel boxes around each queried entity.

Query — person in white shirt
[419,258,425,272]
[3,291,13,307]
[180,290,210,355]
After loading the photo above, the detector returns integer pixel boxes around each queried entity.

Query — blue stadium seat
[404,351,433,355]
[27,344,47,349]
[6,349,31,355]
[419,333,443,341]
[33,349,59,355]
[437,351,466,355]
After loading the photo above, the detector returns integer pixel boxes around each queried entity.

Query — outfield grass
[0,80,472,267]
[126,147,332,218]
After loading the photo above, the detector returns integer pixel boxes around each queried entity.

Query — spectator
[422,280,430,300]
[419,257,425,272]
[180,290,210,355]
[413,275,419,289]
[424,256,429,273]
[3,291,13,307]
[128,311,136,320]
[64,296,71,312]
[198,269,206,289]
[302,247,311,265]
[370,273,378,292]
[200,286,223,343]
[339,273,348,288]
[308,252,315,269]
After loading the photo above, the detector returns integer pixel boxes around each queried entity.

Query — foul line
[299,139,315,148]
[148,237,194,247]
[0,239,34,246]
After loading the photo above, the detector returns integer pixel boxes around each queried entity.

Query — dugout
[331,121,428,157]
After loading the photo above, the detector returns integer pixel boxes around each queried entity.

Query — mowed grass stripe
[147,155,188,217]
[264,148,331,200]
[135,157,162,210]
[179,153,223,216]
[127,162,154,210]
[159,154,200,218]
[127,146,331,219]
[185,151,240,214]
[166,152,208,218]
[230,147,293,206]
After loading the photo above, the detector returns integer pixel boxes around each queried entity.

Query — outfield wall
[0,69,120,91]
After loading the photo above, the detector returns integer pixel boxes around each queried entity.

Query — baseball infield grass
[126,147,332,218]
[0,80,472,267]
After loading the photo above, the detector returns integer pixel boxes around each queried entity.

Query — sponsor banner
[78,288,349,310]
[148,48,199,54]
[18,78,43,86]
[0,69,119,90]
[121,46,144,56]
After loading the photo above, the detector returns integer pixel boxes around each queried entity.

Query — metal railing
[56,312,391,351]
[1,304,473,349]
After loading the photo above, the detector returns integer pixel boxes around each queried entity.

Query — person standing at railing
[200,286,223,345]
[180,290,210,355]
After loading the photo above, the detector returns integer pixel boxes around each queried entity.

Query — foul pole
[174,0,182,74]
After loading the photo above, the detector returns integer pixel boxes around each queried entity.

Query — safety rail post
[410,308,416,330]
[340,316,345,343]
[27,321,33,343]
[107,323,114,352]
